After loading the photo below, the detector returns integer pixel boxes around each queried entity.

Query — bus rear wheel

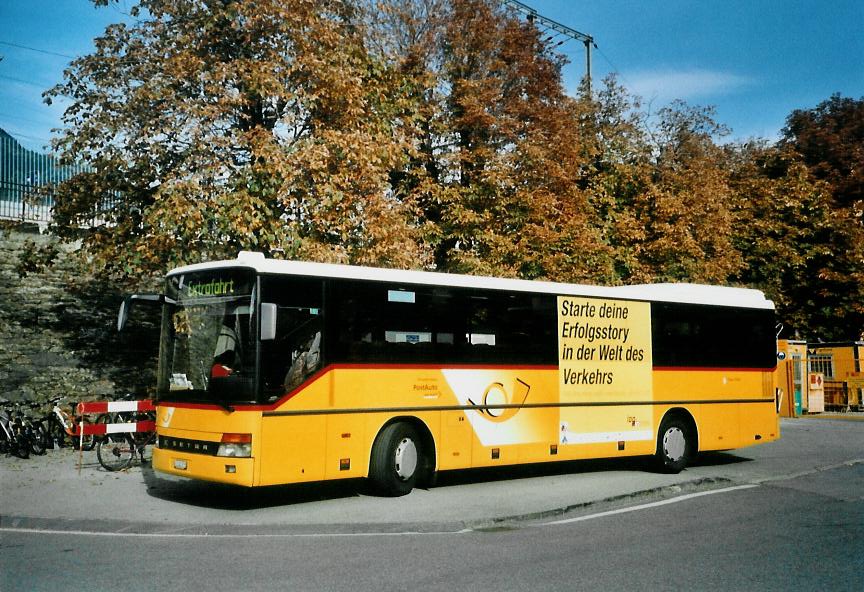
[655,416,692,473]
[369,422,422,497]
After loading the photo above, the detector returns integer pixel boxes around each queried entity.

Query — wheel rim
[98,440,134,471]
[663,426,686,462]
[394,437,418,481]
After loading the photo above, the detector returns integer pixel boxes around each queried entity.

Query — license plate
[173,459,188,470]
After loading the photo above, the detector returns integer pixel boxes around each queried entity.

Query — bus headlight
[217,433,252,457]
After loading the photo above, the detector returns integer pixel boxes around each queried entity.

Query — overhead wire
[1,129,53,146]
[594,43,634,90]
[0,40,74,60]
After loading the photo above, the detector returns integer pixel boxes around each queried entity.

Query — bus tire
[655,416,692,474]
[369,422,422,497]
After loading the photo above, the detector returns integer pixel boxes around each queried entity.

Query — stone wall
[0,227,161,405]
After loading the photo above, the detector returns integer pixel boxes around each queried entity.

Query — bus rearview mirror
[117,298,130,332]
[117,293,176,332]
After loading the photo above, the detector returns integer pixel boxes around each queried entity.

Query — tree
[374,0,612,281]
[778,95,864,340]
[642,101,742,283]
[42,2,861,344]
[726,143,834,337]
[585,82,742,285]
[781,94,864,209]
[46,0,428,277]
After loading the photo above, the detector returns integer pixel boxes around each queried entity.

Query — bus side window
[259,276,323,400]
[652,303,775,369]
[465,291,555,364]
[332,281,465,364]
[284,324,321,392]
[329,281,557,366]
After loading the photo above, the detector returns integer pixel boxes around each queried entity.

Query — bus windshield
[158,269,257,403]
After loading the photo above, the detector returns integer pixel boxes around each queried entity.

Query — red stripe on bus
[328,363,559,371]
[156,363,775,412]
[654,366,776,373]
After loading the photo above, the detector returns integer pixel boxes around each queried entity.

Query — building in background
[777,340,864,416]
[809,341,864,412]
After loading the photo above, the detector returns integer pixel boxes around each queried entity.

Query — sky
[0,0,862,152]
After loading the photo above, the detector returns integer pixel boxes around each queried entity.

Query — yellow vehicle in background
[121,252,781,496]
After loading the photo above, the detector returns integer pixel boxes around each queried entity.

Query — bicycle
[18,402,46,456]
[0,401,31,459]
[43,397,96,451]
[96,427,155,471]
[95,403,157,471]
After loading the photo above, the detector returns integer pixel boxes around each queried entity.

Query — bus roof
[169,252,775,310]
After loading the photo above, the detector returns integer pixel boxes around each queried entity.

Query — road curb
[463,476,739,530]
[797,414,864,422]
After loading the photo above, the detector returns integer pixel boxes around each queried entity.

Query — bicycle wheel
[96,435,135,471]
[35,419,52,451]
[49,419,67,448]
[14,431,30,459]
[29,424,46,455]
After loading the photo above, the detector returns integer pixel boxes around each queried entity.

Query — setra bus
[122,251,781,495]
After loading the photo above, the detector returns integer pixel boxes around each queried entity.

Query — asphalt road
[4,463,863,591]
[2,417,863,591]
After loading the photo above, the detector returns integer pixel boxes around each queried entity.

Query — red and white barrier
[77,400,155,415]
[76,419,157,436]
[73,399,156,472]
[74,400,155,437]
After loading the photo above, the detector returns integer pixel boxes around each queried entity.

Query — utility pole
[501,0,597,95]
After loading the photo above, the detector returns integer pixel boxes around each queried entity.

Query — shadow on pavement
[690,451,753,468]
[136,451,751,510]
[435,456,653,488]
[436,451,751,488]
[139,462,365,510]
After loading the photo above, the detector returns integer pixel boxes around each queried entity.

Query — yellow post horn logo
[468,378,531,423]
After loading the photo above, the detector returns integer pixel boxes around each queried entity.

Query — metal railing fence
[1,130,112,226]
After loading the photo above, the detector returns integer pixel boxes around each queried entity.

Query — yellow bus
[125,252,781,496]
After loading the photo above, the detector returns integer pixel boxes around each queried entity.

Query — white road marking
[545,483,759,526]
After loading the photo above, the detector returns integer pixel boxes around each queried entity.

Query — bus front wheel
[655,416,692,474]
[369,422,422,497]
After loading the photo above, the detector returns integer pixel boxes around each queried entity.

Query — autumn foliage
[44,0,863,341]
